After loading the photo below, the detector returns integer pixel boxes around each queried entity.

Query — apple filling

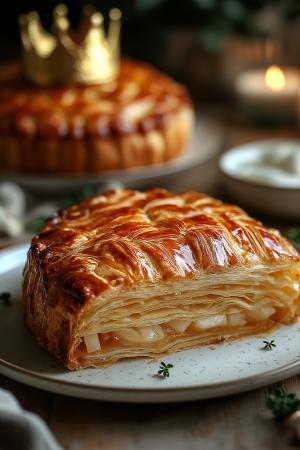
[81,305,277,354]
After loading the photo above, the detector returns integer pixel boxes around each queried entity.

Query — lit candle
[234,65,300,124]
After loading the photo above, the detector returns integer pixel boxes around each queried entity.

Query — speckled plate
[1,244,300,403]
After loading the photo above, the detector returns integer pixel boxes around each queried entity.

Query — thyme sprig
[267,385,300,420]
[0,292,11,305]
[263,340,276,351]
[157,362,174,378]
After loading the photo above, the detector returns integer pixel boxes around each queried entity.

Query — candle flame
[265,65,286,91]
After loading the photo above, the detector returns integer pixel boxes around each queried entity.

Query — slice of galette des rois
[23,188,300,369]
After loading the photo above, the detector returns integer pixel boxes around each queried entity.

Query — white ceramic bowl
[219,139,300,219]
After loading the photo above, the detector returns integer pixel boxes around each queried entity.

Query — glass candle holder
[234,65,300,126]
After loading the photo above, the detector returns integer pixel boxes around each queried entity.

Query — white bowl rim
[219,138,300,192]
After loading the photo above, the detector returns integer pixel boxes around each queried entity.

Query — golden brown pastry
[0,60,193,174]
[23,188,300,370]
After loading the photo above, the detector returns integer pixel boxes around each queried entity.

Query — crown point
[53,5,69,32]
[54,4,68,17]
[55,17,69,32]
[109,8,122,21]
[28,11,39,21]
[90,12,103,27]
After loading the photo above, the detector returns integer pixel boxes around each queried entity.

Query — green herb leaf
[157,361,174,378]
[267,384,300,420]
[286,228,300,244]
[0,292,11,305]
[263,340,276,351]
[60,186,98,208]
[27,217,46,234]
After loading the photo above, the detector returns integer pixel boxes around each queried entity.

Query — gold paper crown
[19,4,121,86]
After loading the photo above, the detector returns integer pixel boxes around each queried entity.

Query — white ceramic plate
[0,116,222,194]
[1,244,300,403]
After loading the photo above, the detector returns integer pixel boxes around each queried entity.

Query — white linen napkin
[0,180,123,244]
[0,182,56,239]
[0,388,63,450]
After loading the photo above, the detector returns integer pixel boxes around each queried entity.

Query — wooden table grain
[1,373,300,450]
[1,111,300,450]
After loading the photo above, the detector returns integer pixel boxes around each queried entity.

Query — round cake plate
[0,116,223,194]
[1,244,300,403]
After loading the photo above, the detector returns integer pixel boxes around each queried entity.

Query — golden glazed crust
[23,189,300,369]
[0,60,193,174]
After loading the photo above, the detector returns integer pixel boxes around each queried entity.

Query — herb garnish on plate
[157,362,174,378]
[263,340,276,351]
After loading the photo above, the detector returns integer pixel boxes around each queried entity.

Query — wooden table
[1,373,300,450]
[1,111,300,450]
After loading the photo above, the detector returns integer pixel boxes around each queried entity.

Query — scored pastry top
[27,188,299,308]
[0,59,190,139]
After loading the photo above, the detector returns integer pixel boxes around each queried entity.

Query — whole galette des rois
[0,5,193,175]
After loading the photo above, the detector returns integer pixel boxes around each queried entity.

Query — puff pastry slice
[23,189,300,369]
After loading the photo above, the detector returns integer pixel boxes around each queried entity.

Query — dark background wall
[3,0,300,61]
[2,0,300,92]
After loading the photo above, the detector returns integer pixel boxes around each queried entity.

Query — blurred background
[2,0,300,98]
[1,0,300,247]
